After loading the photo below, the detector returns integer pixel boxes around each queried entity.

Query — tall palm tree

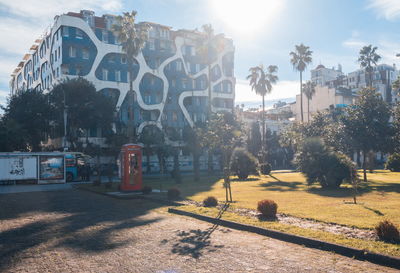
[358,45,381,88]
[246,64,279,153]
[303,81,316,122]
[112,11,149,141]
[290,44,313,122]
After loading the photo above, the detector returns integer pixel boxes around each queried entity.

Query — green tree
[391,103,400,153]
[342,88,392,181]
[290,44,313,122]
[138,125,164,173]
[112,11,149,141]
[183,126,202,182]
[0,118,27,152]
[358,45,381,88]
[199,112,244,201]
[247,121,262,157]
[49,78,115,149]
[1,89,54,151]
[294,138,356,189]
[246,64,278,153]
[303,80,316,122]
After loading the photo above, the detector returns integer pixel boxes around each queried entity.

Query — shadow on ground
[164,203,230,258]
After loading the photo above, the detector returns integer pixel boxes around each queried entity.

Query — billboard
[0,156,37,181]
[39,156,65,181]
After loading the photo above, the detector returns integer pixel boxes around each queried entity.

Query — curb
[74,185,182,206]
[168,208,400,270]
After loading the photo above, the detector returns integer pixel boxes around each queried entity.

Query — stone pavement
[0,189,397,273]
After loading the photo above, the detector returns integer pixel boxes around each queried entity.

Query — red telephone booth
[120,144,143,191]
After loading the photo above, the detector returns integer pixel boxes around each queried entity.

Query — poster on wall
[39,156,65,181]
[0,156,37,181]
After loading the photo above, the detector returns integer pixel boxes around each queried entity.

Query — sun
[210,0,284,36]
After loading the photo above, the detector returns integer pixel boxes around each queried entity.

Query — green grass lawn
[144,170,400,230]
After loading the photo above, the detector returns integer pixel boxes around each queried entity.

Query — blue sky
[1,0,400,110]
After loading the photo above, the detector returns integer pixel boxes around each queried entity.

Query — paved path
[0,190,397,273]
[0,182,92,194]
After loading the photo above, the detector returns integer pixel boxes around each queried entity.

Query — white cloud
[235,79,299,104]
[367,0,400,20]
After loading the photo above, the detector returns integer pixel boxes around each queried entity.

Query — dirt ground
[0,189,397,273]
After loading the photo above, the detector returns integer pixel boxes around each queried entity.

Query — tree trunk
[300,71,304,122]
[262,94,266,160]
[207,150,213,174]
[146,149,151,174]
[362,149,367,182]
[193,150,200,182]
[128,64,134,142]
[307,98,310,122]
[208,64,212,118]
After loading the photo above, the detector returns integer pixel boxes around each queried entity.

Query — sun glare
[210,0,284,36]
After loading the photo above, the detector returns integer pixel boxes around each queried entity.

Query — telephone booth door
[120,144,143,191]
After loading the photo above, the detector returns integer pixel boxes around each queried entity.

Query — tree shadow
[258,181,303,192]
[230,177,260,182]
[0,190,161,271]
[167,203,229,258]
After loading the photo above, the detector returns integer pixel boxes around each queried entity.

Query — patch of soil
[181,200,377,241]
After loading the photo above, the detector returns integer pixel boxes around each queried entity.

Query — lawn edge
[168,207,400,270]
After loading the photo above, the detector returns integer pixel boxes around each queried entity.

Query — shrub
[294,138,356,188]
[230,147,259,180]
[203,196,218,207]
[167,187,181,200]
[375,220,400,242]
[257,199,278,218]
[141,186,152,195]
[385,153,400,172]
[260,163,272,175]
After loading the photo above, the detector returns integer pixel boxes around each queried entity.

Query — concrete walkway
[0,182,90,194]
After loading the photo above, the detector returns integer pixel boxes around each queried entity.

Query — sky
[1,0,400,111]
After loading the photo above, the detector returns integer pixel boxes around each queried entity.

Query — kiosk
[119,144,143,191]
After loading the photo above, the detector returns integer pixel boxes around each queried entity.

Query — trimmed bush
[294,138,356,188]
[167,187,181,200]
[260,163,272,175]
[141,186,152,195]
[203,196,218,207]
[230,147,259,180]
[385,153,400,172]
[375,220,400,242]
[257,199,278,218]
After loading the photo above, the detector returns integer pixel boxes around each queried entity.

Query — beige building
[294,85,355,122]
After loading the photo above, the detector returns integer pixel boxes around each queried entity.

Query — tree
[342,88,392,181]
[303,80,316,122]
[199,112,244,201]
[183,126,201,182]
[392,103,400,153]
[247,122,262,157]
[0,118,27,152]
[197,24,226,173]
[138,125,164,174]
[290,44,313,122]
[230,147,259,180]
[112,11,149,141]
[294,138,356,189]
[49,78,115,149]
[1,89,54,151]
[247,64,278,154]
[358,45,381,87]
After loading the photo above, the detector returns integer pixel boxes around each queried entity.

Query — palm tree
[303,81,316,122]
[290,44,313,122]
[197,24,225,173]
[358,45,381,88]
[112,11,149,141]
[246,64,279,153]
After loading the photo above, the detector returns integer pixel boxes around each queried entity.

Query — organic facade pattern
[10,12,235,137]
